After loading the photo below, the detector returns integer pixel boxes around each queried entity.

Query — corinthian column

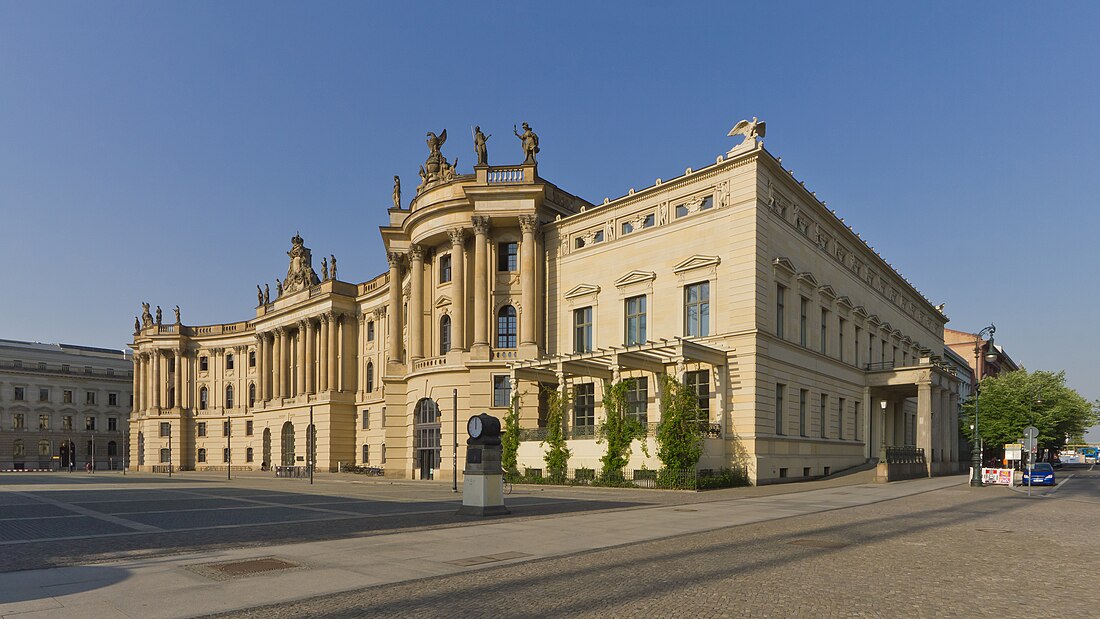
[134,354,144,414]
[273,328,284,400]
[152,350,161,409]
[448,228,466,351]
[305,319,315,393]
[255,334,266,403]
[519,214,538,349]
[319,314,329,391]
[471,216,491,354]
[408,244,425,360]
[174,349,183,408]
[386,251,404,365]
[327,312,338,390]
[296,320,307,396]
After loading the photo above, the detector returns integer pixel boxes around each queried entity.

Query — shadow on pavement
[0,565,129,604]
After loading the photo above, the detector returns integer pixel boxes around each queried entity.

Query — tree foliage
[541,386,572,482]
[597,379,646,482]
[655,374,704,471]
[961,369,1099,454]
[501,388,521,479]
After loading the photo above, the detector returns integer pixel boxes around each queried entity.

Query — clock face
[467,415,483,438]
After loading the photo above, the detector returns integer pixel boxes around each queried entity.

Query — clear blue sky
[2,3,1098,434]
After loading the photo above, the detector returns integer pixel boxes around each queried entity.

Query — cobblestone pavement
[214,468,1100,618]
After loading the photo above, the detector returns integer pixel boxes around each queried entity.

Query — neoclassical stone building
[129,122,964,484]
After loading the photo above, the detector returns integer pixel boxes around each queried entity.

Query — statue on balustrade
[392,175,401,209]
[474,126,490,166]
[281,232,322,295]
[330,255,337,280]
[134,317,140,334]
[174,305,180,324]
[276,279,283,297]
[141,302,153,328]
[257,285,264,306]
[155,305,162,326]
[514,122,539,164]
[263,284,270,304]
[321,257,329,282]
[419,129,455,192]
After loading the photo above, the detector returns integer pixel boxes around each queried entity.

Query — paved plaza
[1,466,1097,617]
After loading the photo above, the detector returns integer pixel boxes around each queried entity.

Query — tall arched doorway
[280,422,295,466]
[138,432,145,466]
[413,398,440,480]
[262,428,272,470]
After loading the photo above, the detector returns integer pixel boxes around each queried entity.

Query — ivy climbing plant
[597,379,645,484]
[656,373,703,472]
[501,388,521,480]
[541,386,572,482]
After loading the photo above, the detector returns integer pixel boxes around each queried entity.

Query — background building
[0,339,133,470]
[129,123,964,483]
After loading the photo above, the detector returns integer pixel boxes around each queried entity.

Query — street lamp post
[970,324,999,487]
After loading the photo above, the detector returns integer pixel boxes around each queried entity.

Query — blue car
[1022,462,1056,486]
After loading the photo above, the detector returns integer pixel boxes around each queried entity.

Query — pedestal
[457,439,510,516]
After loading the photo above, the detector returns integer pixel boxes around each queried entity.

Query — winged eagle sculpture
[727,117,766,153]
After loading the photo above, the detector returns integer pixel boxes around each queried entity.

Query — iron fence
[885,446,925,464]
[510,466,747,490]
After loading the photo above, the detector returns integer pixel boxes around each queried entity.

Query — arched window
[198,448,207,463]
[199,387,208,410]
[281,421,295,466]
[496,305,517,348]
[248,383,256,407]
[38,440,50,456]
[366,362,374,393]
[225,385,234,409]
[439,315,451,355]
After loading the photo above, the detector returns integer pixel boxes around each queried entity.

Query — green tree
[597,379,645,483]
[961,370,1099,456]
[541,386,572,482]
[655,374,703,471]
[501,388,521,480]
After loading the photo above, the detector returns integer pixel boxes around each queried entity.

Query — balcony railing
[411,356,448,372]
[486,167,526,184]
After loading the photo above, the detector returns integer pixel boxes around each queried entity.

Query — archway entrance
[280,422,295,466]
[262,428,272,470]
[59,440,76,470]
[413,398,440,480]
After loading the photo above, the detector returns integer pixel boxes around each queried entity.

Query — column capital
[448,227,466,245]
[386,250,405,268]
[518,214,540,234]
[409,243,425,262]
[472,215,491,235]
[297,318,308,331]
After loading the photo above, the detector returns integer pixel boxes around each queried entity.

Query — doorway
[280,421,295,466]
[413,398,440,480]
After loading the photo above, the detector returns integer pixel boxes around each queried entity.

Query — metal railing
[274,465,312,478]
[885,446,925,464]
[512,467,746,490]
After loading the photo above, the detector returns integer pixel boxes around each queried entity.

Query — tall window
[199,387,208,410]
[574,383,595,428]
[39,414,49,430]
[159,422,170,437]
[198,448,207,463]
[496,305,517,348]
[249,383,256,407]
[13,386,24,401]
[799,389,808,437]
[362,409,370,430]
[362,444,369,464]
[86,392,96,405]
[854,326,861,367]
[854,401,862,440]
[439,254,452,283]
[775,383,786,435]
[108,417,117,431]
[226,354,234,370]
[439,315,452,355]
[223,420,230,437]
[246,420,254,436]
[246,447,254,462]
[249,351,256,367]
[160,448,171,463]
[108,393,118,406]
[498,242,518,271]
[684,282,710,337]
[13,413,25,430]
[39,388,49,402]
[223,448,230,463]
[200,356,208,371]
[799,298,809,347]
[367,321,375,341]
[366,362,374,393]
[819,393,828,438]
[868,335,874,367]
[625,377,648,423]
[838,397,846,440]
[225,385,234,409]
[685,370,710,418]
[573,306,593,353]
[881,340,888,365]
[63,416,72,431]
[198,422,207,437]
[624,295,647,345]
[493,375,511,407]
[63,390,73,404]
[838,318,846,362]
[85,416,96,431]
[820,309,828,354]
[13,439,25,457]
[776,284,786,338]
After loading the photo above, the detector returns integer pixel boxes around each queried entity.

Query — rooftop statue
[276,278,283,297]
[727,117,766,153]
[174,305,180,324]
[141,302,153,328]
[155,305,162,326]
[257,285,264,306]
[321,256,329,282]
[418,129,456,193]
[134,316,140,334]
[264,284,270,304]
[514,122,539,164]
[392,175,401,209]
[282,233,321,295]
[330,255,337,281]
[474,126,491,166]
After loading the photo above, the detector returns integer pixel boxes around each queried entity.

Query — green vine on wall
[597,379,645,483]
[541,386,572,482]
[656,373,703,472]
[501,388,521,479]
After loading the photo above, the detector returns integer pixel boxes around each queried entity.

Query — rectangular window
[362,444,369,464]
[492,375,511,408]
[685,370,710,419]
[160,448,171,463]
[684,282,710,337]
[776,285,786,338]
[439,254,452,283]
[63,390,73,404]
[61,364,69,373]
[223,421,230,437]
[109,393,118,406]
[39,388,49,402]
[362,409,370,430]
[200,356,209,371]
[573,306,593,353]
[246,448,254,462]
[14,386,24,401]
[223,448,230,463]
[249,351,256,367]
[497,242,518,272]
[39,414,50,431]
[881,341,888,365]
[775,383,785,435]
[820,309,828,354]
[838,398,846,440]
[198,422,207,437]
[108,417,118,432]
[868,335,875,367]
[799,298,809,347]
[84,366,92,375]
[625,378,648,423]
[799,389,808,437]
[381,444,387,464]
[819,393,827,438]
[13,413,25,429]
[63,415,72,431]
[246,420,254,436]
[624,295,647,346]
[854,401,862,440]
[86,392,96,405]
[86,416,96,431]
[838,318,846,362]
[159,422,170,437]
[367,321,375,341]
[226,355,234,370]
[855,326,861,367]
[574,383,595,427]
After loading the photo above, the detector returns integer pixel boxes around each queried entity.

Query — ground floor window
[625,377,648,423]
[160,448,170,463]
[198,448,207,463]
[574,382,595,428]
